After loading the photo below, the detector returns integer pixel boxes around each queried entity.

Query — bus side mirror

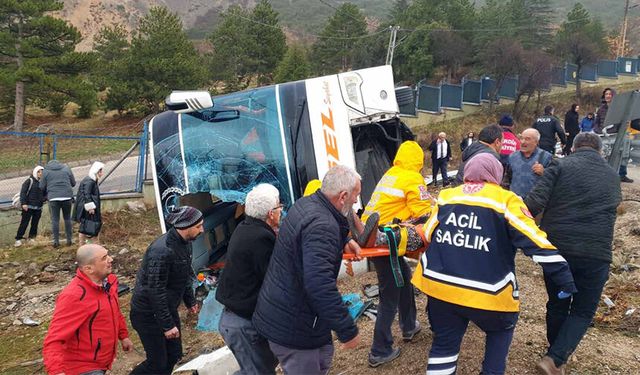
[165,91,214,113]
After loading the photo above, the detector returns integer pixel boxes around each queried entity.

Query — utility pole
[385,26,399,66]
[618,0,630,58]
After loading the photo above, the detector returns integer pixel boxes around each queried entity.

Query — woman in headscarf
[14,166,45,247]
[410,153,576,375]
[75,161,105,245]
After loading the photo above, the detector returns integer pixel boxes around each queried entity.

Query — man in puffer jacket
[40,160,75,248]
[43,244,133,375]
[15,166,46,247]
[253,165,361,375]
[130,206,203,375]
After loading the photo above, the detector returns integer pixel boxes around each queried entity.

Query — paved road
[0,156,147,204]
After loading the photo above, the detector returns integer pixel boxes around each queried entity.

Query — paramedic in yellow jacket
[360,140,432,367]
[411,153,576,375]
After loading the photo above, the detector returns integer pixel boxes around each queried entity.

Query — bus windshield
[180,86,293,208]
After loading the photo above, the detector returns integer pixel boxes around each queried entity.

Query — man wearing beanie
[498,114,520,164]
[130,206,204,374]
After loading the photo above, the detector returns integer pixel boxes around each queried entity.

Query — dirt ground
[1,179,639,375]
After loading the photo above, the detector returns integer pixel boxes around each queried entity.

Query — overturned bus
[148,65,415,271]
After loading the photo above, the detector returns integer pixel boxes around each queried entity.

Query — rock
[11,262,20,267]
[119,248,129,255]
[43,265,58,273]
[14,272,25,280]
[27,263,38,273]
[6,302,17,311]
[38,272,55,283]
[12,319,22,326]
[22,317,40,326]
[126,201,147,212]
[19,358,43,367]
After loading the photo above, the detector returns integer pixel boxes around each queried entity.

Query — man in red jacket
[43,244,133,375]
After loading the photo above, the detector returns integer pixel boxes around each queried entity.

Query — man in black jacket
[533,105,567,155]
[428,132,452,186]
[15,166,45,247]
[454,124,503,186]
[253,165,361,375]
[525,133,622,375]
[216,184,282,374]
[563,104,580,156]
[130,206,203,375]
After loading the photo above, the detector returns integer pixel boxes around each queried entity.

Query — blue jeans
[426,297,518,375]
[219,308,277,375]
[49,199,72,245]
[543,255,609,366]
[370,256,417,357]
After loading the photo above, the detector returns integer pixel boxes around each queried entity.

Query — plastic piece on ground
[363,284,380,298]
[342,293,366,321]
[196,287,224,332]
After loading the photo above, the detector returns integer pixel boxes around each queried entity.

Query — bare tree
[430,30,471,82]
[481,38,524,111]
[512,50,553,120]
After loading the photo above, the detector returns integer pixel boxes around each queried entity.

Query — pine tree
[311,3,368,75]
[0,0,93,129]
[274,45,311,83]
[248,0,287,85]
[555,3,608,97]
[126,6,208,113]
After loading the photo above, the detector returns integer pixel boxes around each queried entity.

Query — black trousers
[130,309,182,375]
[15,209,42,240]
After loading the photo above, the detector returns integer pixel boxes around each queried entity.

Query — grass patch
[0,324,49,374]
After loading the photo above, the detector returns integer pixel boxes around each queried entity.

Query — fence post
[52,134,57,160]
[136,121,149,193]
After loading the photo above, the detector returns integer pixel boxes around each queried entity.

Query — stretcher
[342,247,390,260]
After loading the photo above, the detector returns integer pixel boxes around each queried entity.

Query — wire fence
[0,123,148,205]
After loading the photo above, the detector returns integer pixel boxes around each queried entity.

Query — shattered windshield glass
[181,87,292,208]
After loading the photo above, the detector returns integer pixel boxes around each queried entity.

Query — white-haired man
[429,132,451,186]
[507,128,553,198]
[253,165,361,375]
[216,184,282,374]
[43,244,133,375]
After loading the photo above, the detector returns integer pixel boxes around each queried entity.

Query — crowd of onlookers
[27,88,636,375]
[14,160,105,248]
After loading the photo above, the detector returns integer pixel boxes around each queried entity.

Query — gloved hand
[557,291,573,299]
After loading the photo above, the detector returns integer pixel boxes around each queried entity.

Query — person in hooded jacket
[15,166,46,247]
[40,160,76,248]
[75,162,105,245]
[579,113,595,133]
[563,104,580,155]
[360,140,431,367]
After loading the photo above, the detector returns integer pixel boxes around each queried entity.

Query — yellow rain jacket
[362,141,432,225]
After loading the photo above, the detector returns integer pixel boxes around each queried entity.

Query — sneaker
[536,355,564,375]
[352,212,380,248]
[368,347,401,368]
[53,242,60,249]
[14,240,22,247]
[28,239,36,245]
[620,176,634,183]
[402,321,422,341]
